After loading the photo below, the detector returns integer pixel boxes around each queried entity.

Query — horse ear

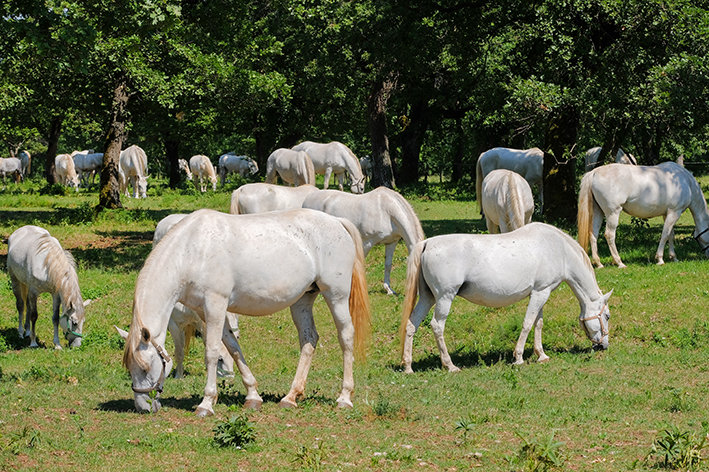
[115,326,129,340]
[141,327,151,344]
[83,299,92,307]
[602,289,613,304]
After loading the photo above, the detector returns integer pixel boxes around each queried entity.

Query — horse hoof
[279,399,297,409]
[337,400,353,409]
[243,399,262,410]
[447,365,461,373]
[403,367,414,374]
[537,355,550,363]
[195,406,214,417]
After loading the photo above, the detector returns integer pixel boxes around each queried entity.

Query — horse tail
[506,172,524,231]
[577,171,595,251]
[399,240,425,357]
[338,217,371,362]
[229,189,241,214]
[302,152,316,185]
[264,153,276,184]
[475,153,484,214]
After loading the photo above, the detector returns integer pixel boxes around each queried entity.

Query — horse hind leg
[220,319,262,409]
[604,211,626,268]
[514,288,551,364]
[658,212,681,264]
[11,277,27,338]
[281,291,320,408]
[402,285,436,373]
[52,294,62,349]
[533,309,549,363]
[430,295,460,372]
[382,241,398,295]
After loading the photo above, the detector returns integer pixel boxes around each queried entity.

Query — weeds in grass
[212,414,256,449]
[643,424,709,470]
[505,431,564,471]
[291,441,329,471]
[662,387,697,413]
[454,415,478,444]
[5,426,42,455]
[365,392,398,417]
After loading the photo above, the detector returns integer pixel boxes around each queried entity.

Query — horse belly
[457,276,533,308]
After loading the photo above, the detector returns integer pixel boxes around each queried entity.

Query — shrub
[644,425,708,470]
[212,414,256,449]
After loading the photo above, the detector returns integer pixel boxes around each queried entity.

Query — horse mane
[36,235,81,304]
[122,254,160,370]
[340,143,363,179]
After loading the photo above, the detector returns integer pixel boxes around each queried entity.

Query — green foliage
[291,442,329,471]
[212,414,256,449]
[644,424,709,470]
[506,431,565,472]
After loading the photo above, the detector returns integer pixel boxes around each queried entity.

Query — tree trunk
[165,140,180,188]
[451,117,466,183]
[367,75,397,189]
[98,77,129,210]
[543,107,579,224]
[45,117,62,184]
[398,101,429,186]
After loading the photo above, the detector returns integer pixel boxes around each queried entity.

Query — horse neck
[391,197,425,251]
[342,148,363,179]
[562,246,602,310]
[688,179,709,230]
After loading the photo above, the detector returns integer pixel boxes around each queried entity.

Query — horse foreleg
[658,212,681,264]
[604,211,626,268]
[52,294,62,349]
[168,317,186,379]
[322,168,333,189]
[281,292,320,408]
[383,241,398,295]
[514,289,551,364]
[402,288,436,373]
[220,319,262,409]
[27,294,40,348]
[11,277,26,338]
[533,309,549,363]
[336,172,345,191]
[195,296,229,417]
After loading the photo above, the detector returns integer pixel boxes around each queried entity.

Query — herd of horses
[6,141,709,417]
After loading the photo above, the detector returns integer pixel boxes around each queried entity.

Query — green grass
[1,174,709,470]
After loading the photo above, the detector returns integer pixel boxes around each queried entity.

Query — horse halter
[579,304,609,345]
[693,227,709,253]
[131,339,172,395]
[59,314,82,340]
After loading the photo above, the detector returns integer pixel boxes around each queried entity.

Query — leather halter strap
[131,339,172,395]
[580,304,609,344]
[694,227,709,252]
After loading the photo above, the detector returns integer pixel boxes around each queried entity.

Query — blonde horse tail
[506,172,524,230]
[577,171,595,251]
[303,152,316,185]
[475,154,484,214]
[338,217,371,362]
[399,241,425,357]
[229,189,241,214]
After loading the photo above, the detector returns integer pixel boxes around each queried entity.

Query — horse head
[693,226,709,258]
[117,326,173,413]
[350,176,365,194]
[60,298,91,347]
[248,159,259,175]
[579,290,612,350]
[138,176,148,198]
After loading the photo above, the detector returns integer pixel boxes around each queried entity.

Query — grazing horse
[481,169,534,234]
[265,148,315,186]
[476,147,544,214]
[400,223,612,373]
[229,183,319,214]
[55,154,80,190]
[121,209,371,416]
[292,141,365,193]
[578,162,709,268]
[584,147,637,172]
[7,225,91,349]
[302,187,425,295]
[189,155,218,192]
[152,213,236,378]
[219,153,258,186]
[19,151,31,178]
[178,159,192,181]
[0,157,23,185]
[120,145,148,198]
[73,151,103,187]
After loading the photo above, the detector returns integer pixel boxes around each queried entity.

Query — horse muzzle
[134,393,161,414]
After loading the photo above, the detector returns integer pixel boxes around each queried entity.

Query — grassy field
[0,175,708,471]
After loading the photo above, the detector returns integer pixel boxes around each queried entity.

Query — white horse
[265,148,316,186]
[360,156,372,184]
[399,223,612,373]
[219,153,258,186]
[7,225,91,349]
[292,141,365,193]
[120,145,148,198]
[229,183,319,214]
[55,154,80,190]
[19,151,31,178]
[0,157,23,184]
[178,158,192,181]
[120,208,371,416]
[476,147,544,214]
[73,151,103,187]
[584,147,637,172]
[153,214,236,378]
[189,155,218,192]
[578,162,709,268]
[302,187,425,295]
[481,169,534,234]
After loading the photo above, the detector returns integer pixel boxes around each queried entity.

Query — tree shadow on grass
[421,218,486,238]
